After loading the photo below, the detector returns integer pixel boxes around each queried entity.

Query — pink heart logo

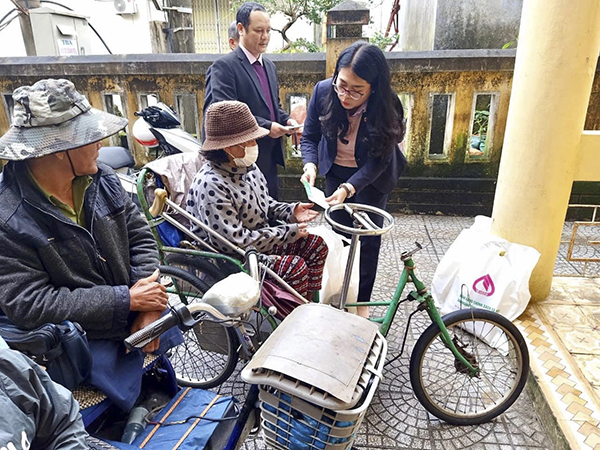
[473,274,495,297]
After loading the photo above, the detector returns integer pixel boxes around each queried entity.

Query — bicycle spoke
[467,374,489,413]
[415,315,526,422]
[451,373,471,414]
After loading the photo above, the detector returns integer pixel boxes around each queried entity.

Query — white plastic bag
[201,272,260,316]
[432,216,540,323]
[309,226,360,311]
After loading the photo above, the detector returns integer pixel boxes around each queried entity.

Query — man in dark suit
[203,2,298,199]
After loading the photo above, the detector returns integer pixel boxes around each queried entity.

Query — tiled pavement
[220,214,570,450]
[516,278,600,450]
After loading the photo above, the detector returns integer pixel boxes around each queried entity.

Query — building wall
[397,0,437,51]
[434,0,522,50]
[398,0,523,51]
[0,0,167,57]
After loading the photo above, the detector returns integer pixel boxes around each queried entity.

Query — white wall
[0,0,167,56]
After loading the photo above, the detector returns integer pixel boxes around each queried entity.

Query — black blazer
[203,46,290,167]
[301,79,407,195]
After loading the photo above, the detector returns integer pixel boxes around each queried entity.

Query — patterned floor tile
[553,327,600,355]
[572,355,600,386]
[539,304,594,329]
[517,299,600,450]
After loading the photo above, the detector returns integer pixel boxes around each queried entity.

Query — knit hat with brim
[202,100,269,151]
[0,78,127,161]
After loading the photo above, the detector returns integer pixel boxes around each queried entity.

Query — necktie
[252,61,276,122]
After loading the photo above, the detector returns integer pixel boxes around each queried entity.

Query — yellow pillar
[491,0,600,301]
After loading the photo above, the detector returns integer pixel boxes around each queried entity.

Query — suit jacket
[301,79,407,195]
[203,47,290,167]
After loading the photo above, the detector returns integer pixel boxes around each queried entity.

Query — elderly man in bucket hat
[0,79,174,411]
[187,100,328,301]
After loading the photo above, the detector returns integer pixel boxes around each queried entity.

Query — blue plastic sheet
[130,388,233,449]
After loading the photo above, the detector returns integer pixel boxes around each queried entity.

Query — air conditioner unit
[114,0,137,14]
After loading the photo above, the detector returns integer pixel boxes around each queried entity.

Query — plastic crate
[258,333,387,450]
[242,304,386,411]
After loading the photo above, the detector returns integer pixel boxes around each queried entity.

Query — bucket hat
[0,78,127,161]
[202,100,269,151]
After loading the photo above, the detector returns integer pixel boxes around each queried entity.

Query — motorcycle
[98,102,202,206]
[132,102,202,157]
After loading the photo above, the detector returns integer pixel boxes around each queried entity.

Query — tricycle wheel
[409,309,529,425]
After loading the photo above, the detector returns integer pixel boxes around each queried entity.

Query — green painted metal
[422,296,479,376]
[136,168,246,271]
[345,301,392,307]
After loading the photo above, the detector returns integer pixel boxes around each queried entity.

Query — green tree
[234,0,341,51]
[370,31,399,51]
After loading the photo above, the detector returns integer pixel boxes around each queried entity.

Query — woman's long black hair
[320,41,405,158]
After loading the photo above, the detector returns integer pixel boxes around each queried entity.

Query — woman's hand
[297,223,310,239]
[325,188,348,206]
[130,310,163,353]
[293,203,319,222]
[300,164,317,186]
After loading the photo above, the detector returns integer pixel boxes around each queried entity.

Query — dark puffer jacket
[0,161,159,340]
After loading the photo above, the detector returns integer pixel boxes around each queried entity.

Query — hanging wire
[0,9,20,33]
[37,0,113,54]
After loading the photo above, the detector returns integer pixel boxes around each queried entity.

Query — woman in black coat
[300,41,407,317]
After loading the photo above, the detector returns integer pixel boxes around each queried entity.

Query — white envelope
[302,180,329,210]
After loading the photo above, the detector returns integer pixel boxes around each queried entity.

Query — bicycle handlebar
[244,248,260,282]
[325,203,394,236]
[124,302,236,350]
[125,307,181,350]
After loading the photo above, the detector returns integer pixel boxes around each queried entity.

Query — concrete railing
[1,50,599,213]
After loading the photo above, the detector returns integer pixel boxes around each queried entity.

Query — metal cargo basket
[242,303,387,450]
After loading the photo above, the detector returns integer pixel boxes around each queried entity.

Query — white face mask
[232,144,259,168]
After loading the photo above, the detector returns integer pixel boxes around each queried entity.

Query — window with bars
[192,0,236,54]
[427,93,455,159]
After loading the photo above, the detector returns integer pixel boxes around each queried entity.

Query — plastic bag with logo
[431,216,540,348]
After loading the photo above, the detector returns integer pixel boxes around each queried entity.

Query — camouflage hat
[0,79,127,161]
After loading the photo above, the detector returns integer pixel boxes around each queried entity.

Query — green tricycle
[137,169,529,426]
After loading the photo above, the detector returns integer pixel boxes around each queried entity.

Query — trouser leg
[256,148,280,200]
[325,165,389,303]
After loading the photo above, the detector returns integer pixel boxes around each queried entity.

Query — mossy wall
[1,51,598,214]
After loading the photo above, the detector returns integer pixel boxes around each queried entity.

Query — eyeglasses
[332,81,365,101]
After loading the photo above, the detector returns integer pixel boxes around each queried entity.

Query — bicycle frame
[345,255,480,377]
[137,168,245,269]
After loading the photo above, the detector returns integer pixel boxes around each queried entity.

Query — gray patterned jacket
[186,161,299,255]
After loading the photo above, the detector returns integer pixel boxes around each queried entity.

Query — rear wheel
[159,265,239,388]
[409,309,529,425]
[165,253,241,287]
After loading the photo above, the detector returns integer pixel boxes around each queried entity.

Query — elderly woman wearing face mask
[187,100,328,300]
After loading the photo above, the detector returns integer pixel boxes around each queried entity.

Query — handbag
[0,315,93,389]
